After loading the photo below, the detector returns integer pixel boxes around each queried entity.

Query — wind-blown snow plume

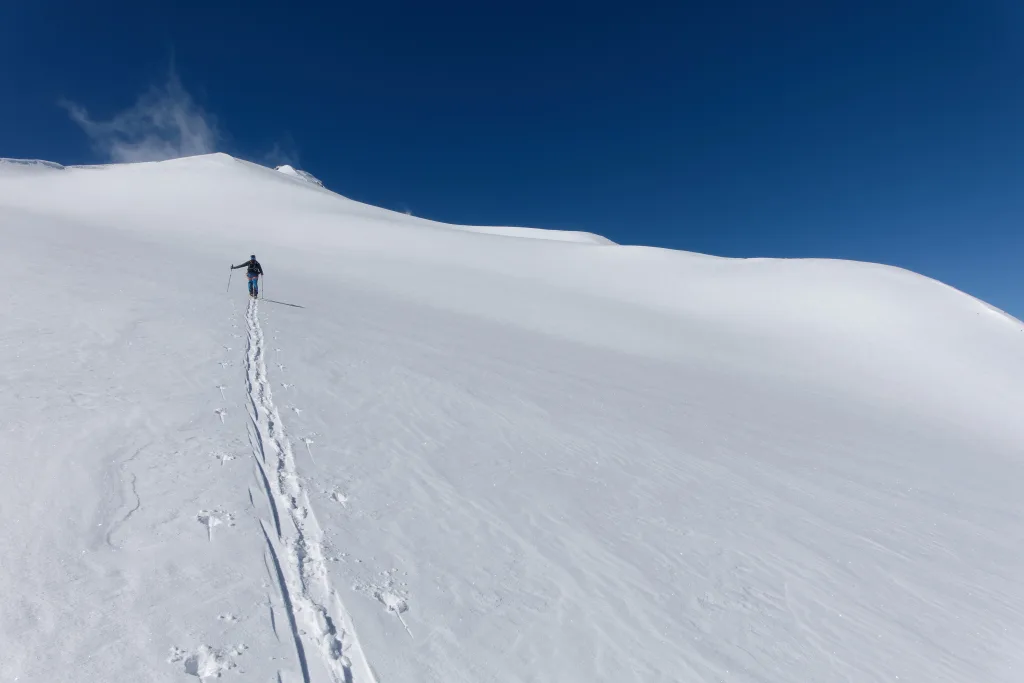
[61,73,218,162]
[263,135,301,168]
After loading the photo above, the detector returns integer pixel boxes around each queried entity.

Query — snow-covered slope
[1,153,1022,683]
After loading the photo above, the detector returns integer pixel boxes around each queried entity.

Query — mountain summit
[275,163,325,187]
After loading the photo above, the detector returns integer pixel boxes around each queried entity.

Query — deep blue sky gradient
[2,1,1022,315]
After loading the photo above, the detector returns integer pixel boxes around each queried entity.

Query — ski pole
[226,267,233,292]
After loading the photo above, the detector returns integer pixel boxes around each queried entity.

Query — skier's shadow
[262,298,305,309]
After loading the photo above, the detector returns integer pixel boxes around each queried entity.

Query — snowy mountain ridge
[1,152,1022,683]
[275,163,325,187]
[0,157,66,172]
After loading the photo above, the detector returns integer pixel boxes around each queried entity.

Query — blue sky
[2,1,1023,316]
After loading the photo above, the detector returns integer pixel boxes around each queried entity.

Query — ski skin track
[243,298,377,683]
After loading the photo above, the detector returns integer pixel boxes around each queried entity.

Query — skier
[231,254,264,298]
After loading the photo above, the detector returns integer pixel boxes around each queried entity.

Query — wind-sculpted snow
[1,153,1023,682]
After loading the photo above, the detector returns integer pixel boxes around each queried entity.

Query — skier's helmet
[250,254,256,259]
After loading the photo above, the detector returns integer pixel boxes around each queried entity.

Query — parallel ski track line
[243,299,377,683]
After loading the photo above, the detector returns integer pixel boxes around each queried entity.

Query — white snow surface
[0,157,66,173]
[1,152,1023,683]
[275,163,326,188]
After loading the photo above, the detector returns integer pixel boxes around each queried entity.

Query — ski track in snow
[243,299,376,683]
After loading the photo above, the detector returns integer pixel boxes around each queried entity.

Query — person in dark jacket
[231,255,264,298]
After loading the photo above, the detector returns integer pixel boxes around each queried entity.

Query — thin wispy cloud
[61,72,219,163]
[264,135,301,168]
